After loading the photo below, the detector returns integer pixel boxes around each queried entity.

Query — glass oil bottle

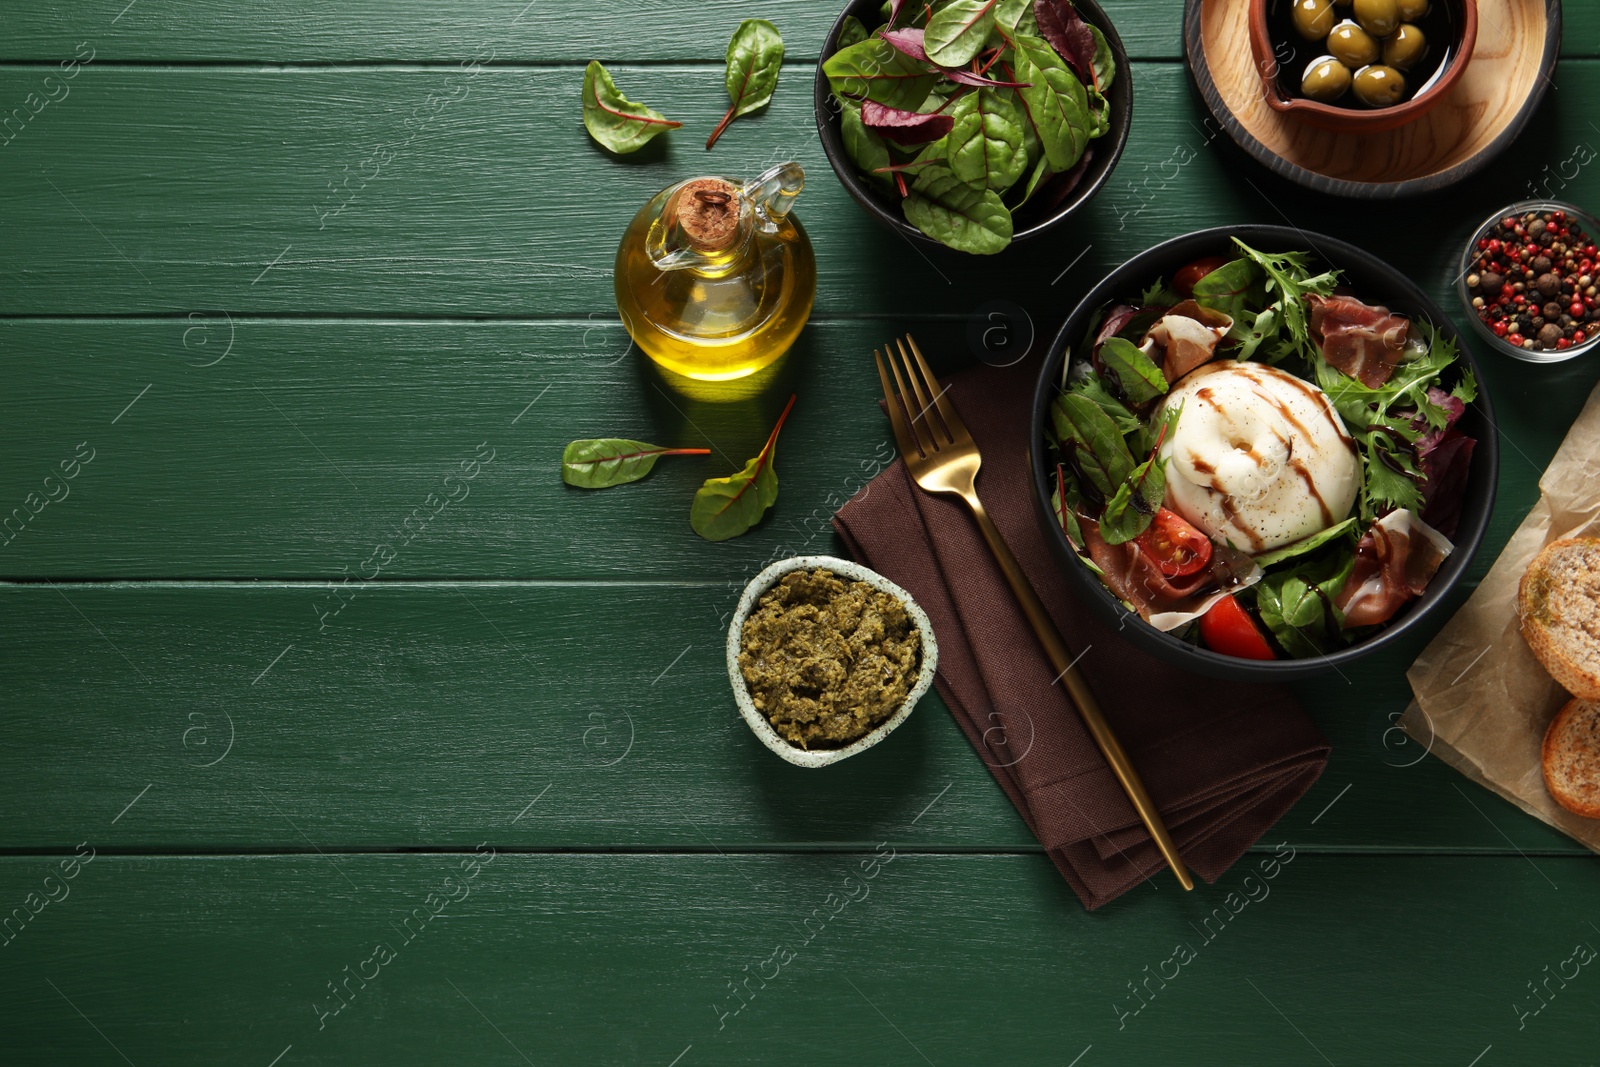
[614,162,815,382]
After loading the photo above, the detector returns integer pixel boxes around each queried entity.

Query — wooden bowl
[1249,0,1477,133]
[1185,0,1561,197]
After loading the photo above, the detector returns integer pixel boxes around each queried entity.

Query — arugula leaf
[690,395,796,541]
[924,0,1000,67]
[1252,547,1354,657]
[562,440,710,489]
[837,14,871,48]
[1251,518,1357,568]
[1051,392,1134,498]
[1098,452,1165,544]
[1227,238,1339,363]
[903,164,1013,254]
[1351,428,1425,518]
[707,19,783,149]
[1011,34,1091,172]
[1140,279,1181,307]
[824,39,940,110]
[1098,336,1168,405]
[582,61,683,154]
[945,87,1030,191]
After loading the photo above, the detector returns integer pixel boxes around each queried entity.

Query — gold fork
[875,335,1194,891]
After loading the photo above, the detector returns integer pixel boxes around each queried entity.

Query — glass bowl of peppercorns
[1458,201,1600,364]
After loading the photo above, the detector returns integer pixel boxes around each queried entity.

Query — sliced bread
[1519,537,1600,700]
[1543,697,1600,819]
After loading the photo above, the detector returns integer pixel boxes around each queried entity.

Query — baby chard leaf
[924,0,1000,68]
[1098,452,1165,544]
[582,61,683,154]
[838,14,871,48]
[1011,35,1090,172]
[562,440,710,489]
[903,164,1013,254]
[707,19,784,149]
[1098,336,1168,405]
[841,102,896,188]
[1033,0,1096,84]
[824,39,940,110]
[690,394,797,542]
[946,87,1030,191]
[861,99,957,146]
[1086,21,1116,91]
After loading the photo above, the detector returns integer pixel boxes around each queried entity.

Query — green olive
[1382,24,1428,70]
[1300,56,1353,102]
[1327,20,1379,67]
[1351,63,1406,106]
[1291,0,1336,40]
[1352,0,1400,37]
[1395,0,1429,18]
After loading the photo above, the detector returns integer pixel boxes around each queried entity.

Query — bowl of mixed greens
[1029,225,1499,680]
[814,0,1131,255]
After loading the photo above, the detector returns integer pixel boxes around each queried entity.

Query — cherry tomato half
[1135,508,1214,577]
[1172,255,1230,298]
[1199,596,1277,660]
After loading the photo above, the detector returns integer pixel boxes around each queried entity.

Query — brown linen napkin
[833,352,1331,910]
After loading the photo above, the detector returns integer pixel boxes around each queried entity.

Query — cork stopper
[670,178,742,253]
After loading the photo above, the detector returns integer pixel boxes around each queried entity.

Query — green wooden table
[3,2,1598,1063]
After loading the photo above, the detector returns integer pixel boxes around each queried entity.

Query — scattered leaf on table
[690,394,797,542]
[562,439,710,489]
[707,19,784,149]
[582,61,682,154]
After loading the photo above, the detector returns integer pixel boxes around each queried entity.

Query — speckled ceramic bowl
[726,555,938,768]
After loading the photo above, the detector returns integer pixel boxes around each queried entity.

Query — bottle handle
[742,162,804,232]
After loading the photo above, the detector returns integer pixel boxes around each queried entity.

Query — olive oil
[614,163,816,382]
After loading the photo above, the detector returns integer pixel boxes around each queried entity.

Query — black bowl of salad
[814,0,1131,255]
[1029,225,1498,681]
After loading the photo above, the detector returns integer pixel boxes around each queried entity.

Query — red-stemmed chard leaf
[1034,0,1097,86]
[860,100,957,145]
[879,27,929,61]
[689,394,797,542]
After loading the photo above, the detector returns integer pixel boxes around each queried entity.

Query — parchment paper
[1403,379,1600,852]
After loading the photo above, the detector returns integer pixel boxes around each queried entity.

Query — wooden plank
[3,0,1595,62]
[0,62,1590,318]
[1,316,1591,581]
[0,853,1593,1063]
[0,0,1189,63]
[0,583,1586,852]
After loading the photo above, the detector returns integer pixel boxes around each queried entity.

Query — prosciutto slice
[1334,509,1453,628]
[1140,300,1234,382]
[1308,294,1410,388]
[1081,519,1260,631]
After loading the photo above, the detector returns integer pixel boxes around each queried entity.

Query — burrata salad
[1046,238,1478,660]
